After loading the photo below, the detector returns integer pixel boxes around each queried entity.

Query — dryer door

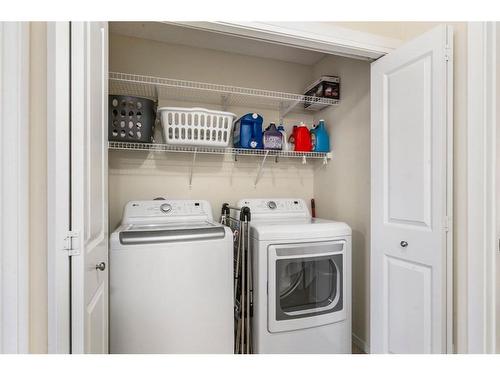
[268,241,346,333]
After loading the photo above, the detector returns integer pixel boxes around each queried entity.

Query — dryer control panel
[122,200,214,224]
[237,198,310,219]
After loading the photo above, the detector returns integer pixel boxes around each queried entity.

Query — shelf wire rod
[254,150,270,187]
[188,148,197,189]
[221,94,229,111]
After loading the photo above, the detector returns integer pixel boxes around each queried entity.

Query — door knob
[400,241,408,248]
[95,262,106,271]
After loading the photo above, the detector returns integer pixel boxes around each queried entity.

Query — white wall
[108,34,319,229]
[312,54,371,350]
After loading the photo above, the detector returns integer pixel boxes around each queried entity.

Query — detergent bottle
[294,122,312,152]
[310,122,317,151]
[233,113,263,149]
[263,122,283,150]
[313,119,330,152]
[288,125,298,151]
[277,124,288,151]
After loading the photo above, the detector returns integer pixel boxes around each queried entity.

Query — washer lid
[249,218,351,241]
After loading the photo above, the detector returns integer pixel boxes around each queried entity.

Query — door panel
[386,55,432,228]
[385,256,432,353]
[71,21,109,354]
[86,284,106,354]
[371,25,452,354]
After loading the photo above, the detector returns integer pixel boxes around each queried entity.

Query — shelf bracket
[188,148,197,189]
[323,156,328,165]
[221,94,229,111]
[302,156,307,165]
[280,99,301,120]
[254,150,270,187]
[154,83,159,103]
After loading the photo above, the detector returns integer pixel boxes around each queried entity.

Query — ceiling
[109,22,327,66]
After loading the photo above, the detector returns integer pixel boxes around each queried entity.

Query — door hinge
[442,217,451,232]
[64,231,81,256]
[444,47,453,62]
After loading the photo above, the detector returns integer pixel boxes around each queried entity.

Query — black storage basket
[109,95,156,143]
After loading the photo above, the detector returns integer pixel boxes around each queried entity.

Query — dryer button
[160,203,172,213]
[267,201,277,210]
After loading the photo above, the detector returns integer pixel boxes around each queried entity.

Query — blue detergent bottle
[313,119,330,152]
[233,113,263,149]
[310,123,317,150]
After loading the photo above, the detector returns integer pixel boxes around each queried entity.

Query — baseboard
[352,333,370,354]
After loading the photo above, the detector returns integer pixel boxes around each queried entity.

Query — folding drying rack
[221,203,253,354]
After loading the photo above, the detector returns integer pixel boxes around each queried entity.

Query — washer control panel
[123,200,213,223]
[238,198,310,218]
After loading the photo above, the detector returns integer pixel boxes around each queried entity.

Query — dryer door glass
[275,253,343,320]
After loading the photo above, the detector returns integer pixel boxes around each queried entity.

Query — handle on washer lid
[119,226,226,245]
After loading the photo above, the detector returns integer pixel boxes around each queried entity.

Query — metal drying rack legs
[221,203,253,354]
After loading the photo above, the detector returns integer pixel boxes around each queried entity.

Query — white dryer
[110,200,234,353]
[238,198,351,354]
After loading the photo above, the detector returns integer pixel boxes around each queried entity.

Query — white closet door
[70,21,109,354]
[370,25,453,354]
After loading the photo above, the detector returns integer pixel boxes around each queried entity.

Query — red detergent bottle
[294,122,312,152]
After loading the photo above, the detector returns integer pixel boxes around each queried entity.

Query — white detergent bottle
[277,124,288,151]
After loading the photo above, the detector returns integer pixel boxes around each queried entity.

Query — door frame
[466,21,497,354]
[171,22,402,60]
[47,21,71,354]
[51,21,461,353]
[0,22,30,354]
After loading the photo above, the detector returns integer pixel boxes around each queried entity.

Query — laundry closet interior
[106,21,371,351]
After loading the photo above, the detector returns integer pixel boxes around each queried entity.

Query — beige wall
[334,22,442,41]
[108,34,317,229]
[29,22,48,353]
[312,54,371,347]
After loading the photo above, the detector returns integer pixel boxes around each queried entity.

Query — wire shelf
[108,72,339,115]
[108,141,332,160]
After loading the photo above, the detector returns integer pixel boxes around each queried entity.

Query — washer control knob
[267,201,277,210]
[160,203,172,213]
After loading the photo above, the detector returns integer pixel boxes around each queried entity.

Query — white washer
[238,198,351,354]
[110,200,234,353]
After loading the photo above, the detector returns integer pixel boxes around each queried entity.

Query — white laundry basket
[159,107,236,147]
